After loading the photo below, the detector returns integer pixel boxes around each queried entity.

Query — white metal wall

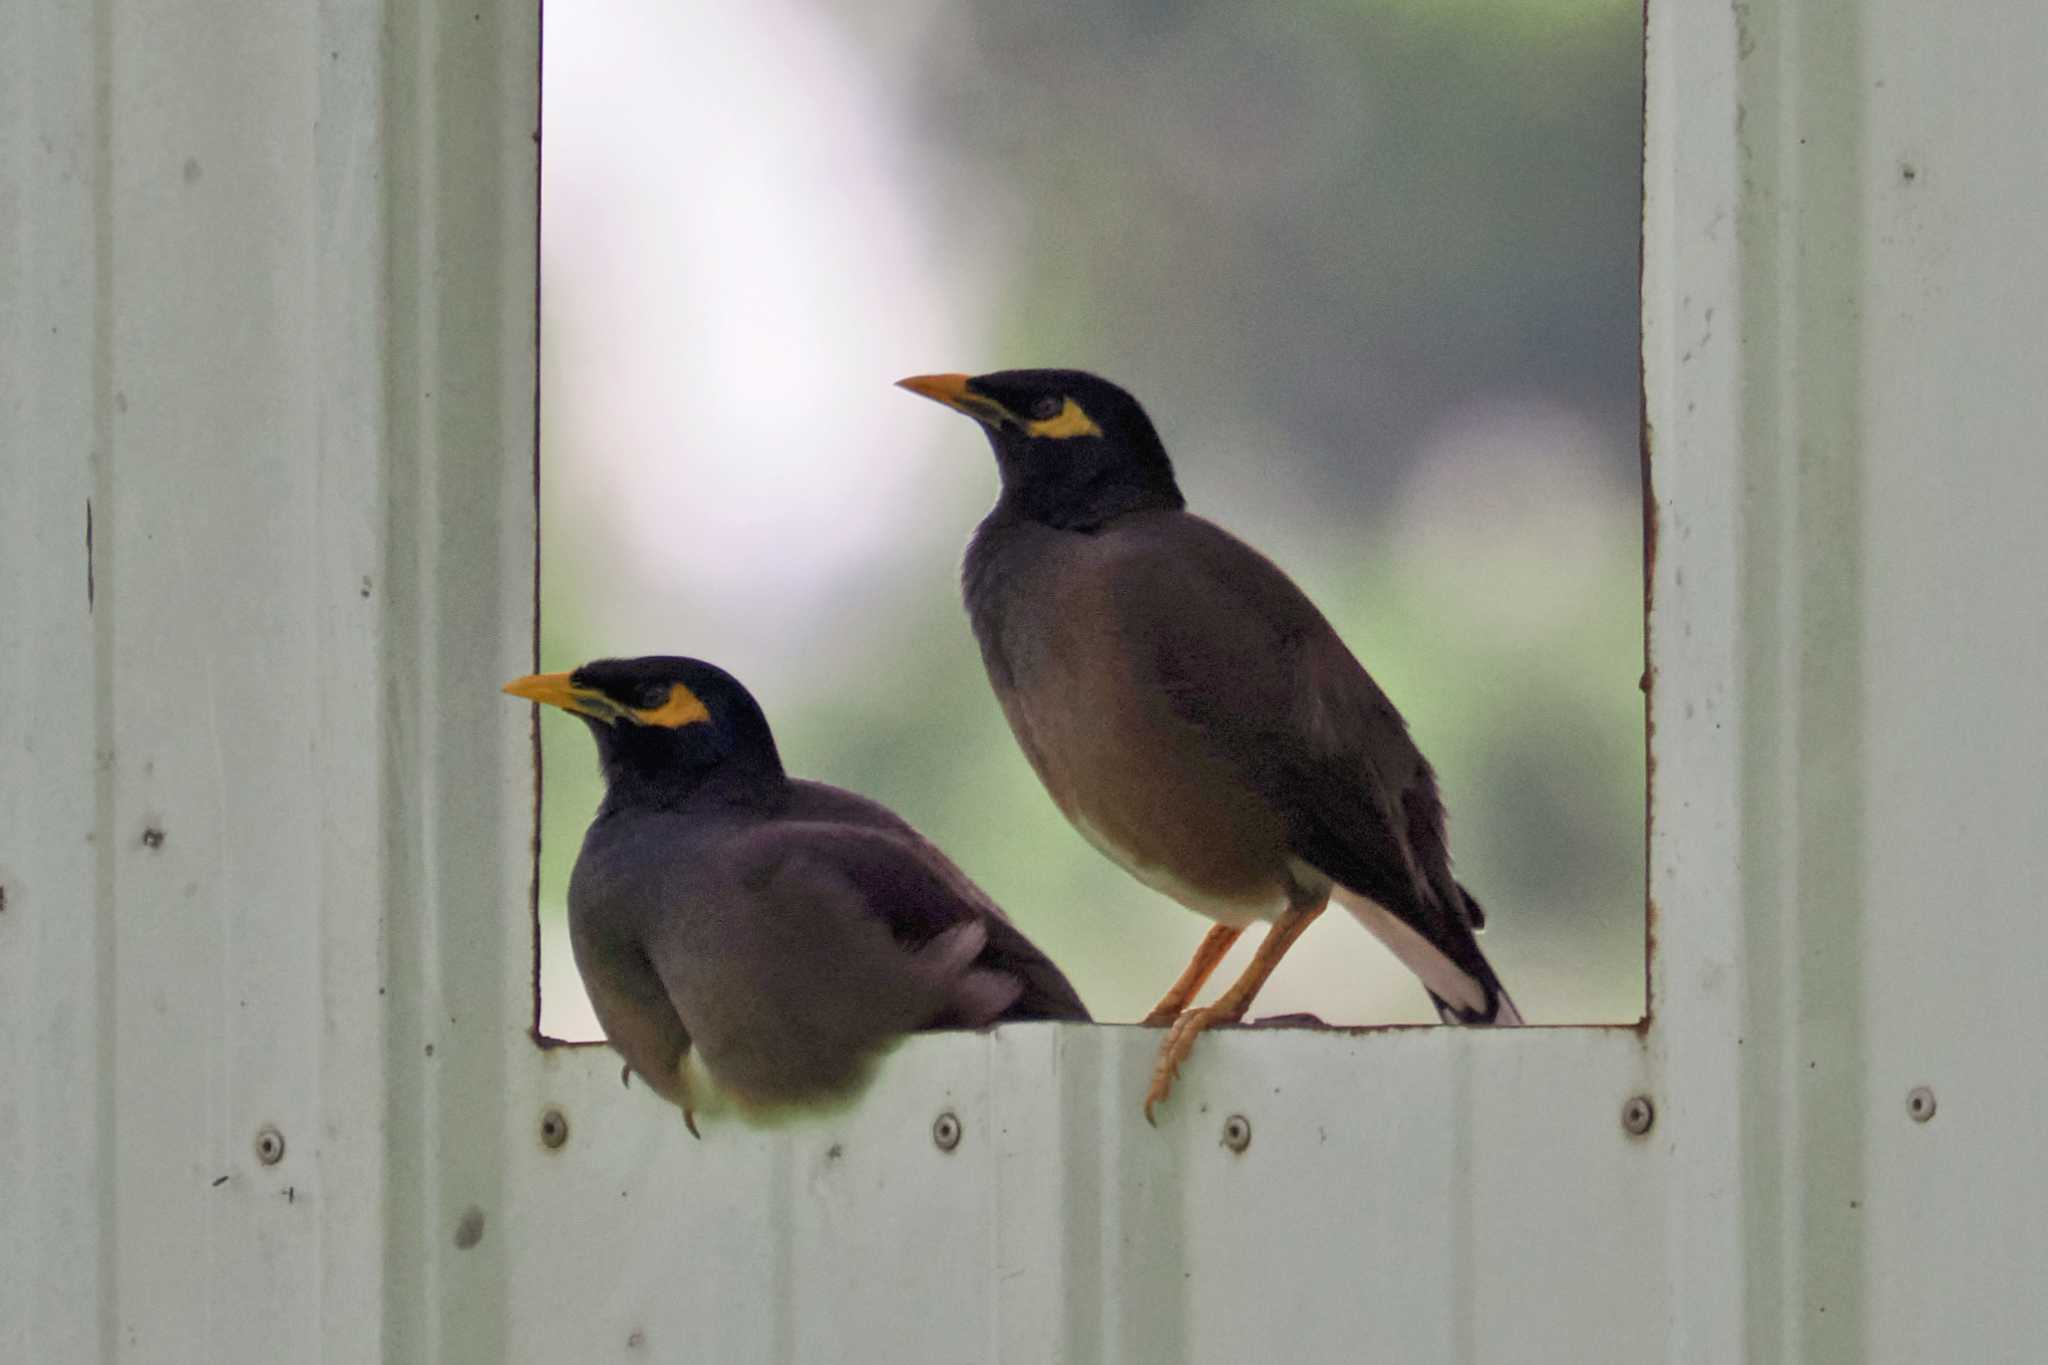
[1645,0,2048,1359]
[2,1,539,1359]
[4,1,2044,1361]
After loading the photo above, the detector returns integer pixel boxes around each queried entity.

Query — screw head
[539,1107,570,1150]
[931,1110,961,1153]
[1621,1095,1656,1137]
[1907,1086,1936,1123]
[254,1125,286,1165]
[1221,1114,1252,1153]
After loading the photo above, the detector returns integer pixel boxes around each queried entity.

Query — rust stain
[526,23,549,1044]
[1125,1019,1642,1037]
[1636,48,1658,1029]
[1640,894,1659,1033]
[1642,658,1658,1031]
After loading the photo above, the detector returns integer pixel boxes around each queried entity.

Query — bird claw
[675,1054,702,1139]
[1142,1005,1223,1122]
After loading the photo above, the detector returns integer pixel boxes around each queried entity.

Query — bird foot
[1142,1004,1235,1124]
[1139,1004,1184,1028]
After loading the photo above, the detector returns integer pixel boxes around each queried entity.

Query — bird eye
[639,683,674,710]
[1030,396,1063,421]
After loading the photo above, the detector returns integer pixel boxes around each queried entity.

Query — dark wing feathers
[780,781,1092,1024]
[1111,515,1485,952]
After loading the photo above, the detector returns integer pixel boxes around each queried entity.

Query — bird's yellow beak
[502,671,619,721]
[896,372,1013,426]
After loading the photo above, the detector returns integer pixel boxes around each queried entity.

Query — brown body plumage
[507,655,1090,1130]
[903,368,1519,1117]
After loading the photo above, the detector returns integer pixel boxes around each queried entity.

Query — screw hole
[1907,1086,1936,1123]
[931,1111,961,1153]
[254,1125,286,1165]
[1221,1114,1252,1153]
[539,1107,570,1150]
[1621,1095,1656,1137]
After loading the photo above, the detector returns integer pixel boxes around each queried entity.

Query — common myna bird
[505,655,1090,1132]
[899,369,1522,1120]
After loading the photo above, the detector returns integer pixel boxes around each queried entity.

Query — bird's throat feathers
[983,421,1185,532]
[588,711,785,814]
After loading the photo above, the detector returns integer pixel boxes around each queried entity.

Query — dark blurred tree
[884,0,1641,507]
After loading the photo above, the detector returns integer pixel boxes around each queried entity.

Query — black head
[503,655,783,808]
[897,368,1185,530]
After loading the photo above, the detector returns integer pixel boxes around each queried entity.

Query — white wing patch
[1330,887,1491,1017]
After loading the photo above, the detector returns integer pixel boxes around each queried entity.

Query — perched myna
[899,369,1522,1120]
[505,655,1090,1132]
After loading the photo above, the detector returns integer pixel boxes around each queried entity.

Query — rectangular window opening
[532,0,1651,1044]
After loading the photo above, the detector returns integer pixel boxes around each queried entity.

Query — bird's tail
[1434,883,1520,1024]
[1333,886,1524,1026]
[1426,943,1522,1026]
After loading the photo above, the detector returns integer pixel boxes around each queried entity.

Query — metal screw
[539,1107,570,1150]
[1907,1086,1936,1123]
[931,1111,961,1153]
[1221,1114,1252,1154]
[1621,1095,1656,1137]
[254,1125,286,1165]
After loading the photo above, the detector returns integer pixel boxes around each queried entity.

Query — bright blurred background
[537,0,1645,1037]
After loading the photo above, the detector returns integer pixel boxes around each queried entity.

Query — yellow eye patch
[1022,397,1103,440]
[635,683,712,729]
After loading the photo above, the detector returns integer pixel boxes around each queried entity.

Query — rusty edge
[527,9,556,1050]
[1636,0,1657,1038]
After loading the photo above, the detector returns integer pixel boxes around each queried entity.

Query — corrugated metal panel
[507,1028,1660,1363]
[1646,1,2048,1361]
[3,4,109,1357]
[1,1,540,1361]
[6,0,2046,1360]
[1854,3,2048,1354]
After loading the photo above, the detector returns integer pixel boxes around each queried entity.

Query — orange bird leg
[1141,923,1246,1026]
[1143,897,1327,1123]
